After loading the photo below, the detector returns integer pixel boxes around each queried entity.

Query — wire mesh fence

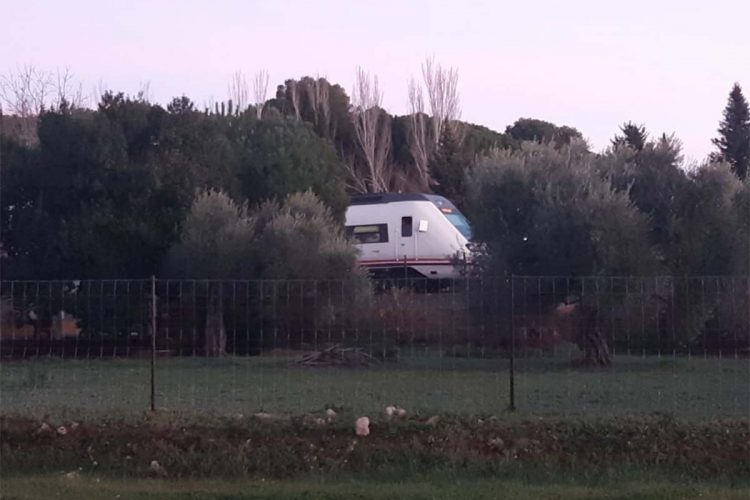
[0,276,748,419]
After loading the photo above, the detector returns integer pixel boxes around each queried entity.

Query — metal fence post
[150,275,157,412]
[509,274,516,411]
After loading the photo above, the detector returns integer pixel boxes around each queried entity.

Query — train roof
[349,193,445,206]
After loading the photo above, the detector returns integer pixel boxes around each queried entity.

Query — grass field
[2,473,749,500]
[1,352,748,418]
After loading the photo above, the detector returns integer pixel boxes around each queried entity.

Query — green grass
[2,472,749,500]
[1,353,748,419]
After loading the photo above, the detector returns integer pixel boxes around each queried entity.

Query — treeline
[0,65,748,281]
[469,136,749,277]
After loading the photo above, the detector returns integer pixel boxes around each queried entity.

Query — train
[344,193,474,279]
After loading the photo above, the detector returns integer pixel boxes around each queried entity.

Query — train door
[398,215,416,264]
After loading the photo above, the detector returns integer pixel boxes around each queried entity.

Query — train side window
[401,216,413,237]
[345,224,388,244]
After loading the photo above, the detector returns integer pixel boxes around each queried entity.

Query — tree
[268,77,355,155]
[1,89,354,281]
[429,125,468,205]
[466,142,658,277]
[1,104,152,279]
[730,182,750,275]
[612,121,648,152]
[670,162,746,275]
[303,75,329,133]
[0,65,52,119]
[0,133,42,273]
[712,83,750,180]
[0,65,85,145]
[167,190,253,356]
[406,80,431,189]
[228,71,249,113]
[466,142,659,363]
[421,57,461,149]
[234,191,366,346]
[349,68,392,193]
[166,190,254,278]
[248,191,361,280]
[406,58,462,190]
[166,190,365,355]
[461,122,514,157]
[252,70,269,119]
[289,80,302,121]
[229,112,349,219]
[597,133,689,272]
[552,125,585,149]
[505,118,583,148]
[1,93,238,280]
[505,118,556,143]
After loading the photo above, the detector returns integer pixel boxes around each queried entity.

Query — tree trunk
[581,309,611,366]
[204,284,226,357]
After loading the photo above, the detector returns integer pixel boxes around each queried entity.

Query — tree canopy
[1,71,747,280]
[712,83,750,180]
[466,142,659,277]
[1,94,348,278]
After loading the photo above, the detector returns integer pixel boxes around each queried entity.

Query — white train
[344,193,473,279]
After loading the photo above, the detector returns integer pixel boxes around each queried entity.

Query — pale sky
[2,0,749,162]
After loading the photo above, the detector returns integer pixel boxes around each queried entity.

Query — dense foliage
[1,78,747,280]
[1,95,348,279]
[167,190,360,281]
[466,138,749,278]
[466,143,659,277]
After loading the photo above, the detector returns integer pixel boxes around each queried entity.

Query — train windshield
[443,212,472,239]
[426,195,473,239]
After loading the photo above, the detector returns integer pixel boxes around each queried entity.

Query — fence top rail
[510,275,750,280]
[0,279,153,284]
[1,275,748,285]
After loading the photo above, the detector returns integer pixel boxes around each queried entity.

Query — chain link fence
[1,276,748,418]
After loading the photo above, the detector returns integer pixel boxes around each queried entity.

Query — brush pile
[295,345,378,367]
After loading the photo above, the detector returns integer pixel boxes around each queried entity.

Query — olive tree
[166,190,366,356]
[466,142,659,363]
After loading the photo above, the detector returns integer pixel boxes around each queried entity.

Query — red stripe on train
[358,259,456,267]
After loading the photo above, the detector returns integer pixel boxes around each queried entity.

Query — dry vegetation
[2,414,748,480]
